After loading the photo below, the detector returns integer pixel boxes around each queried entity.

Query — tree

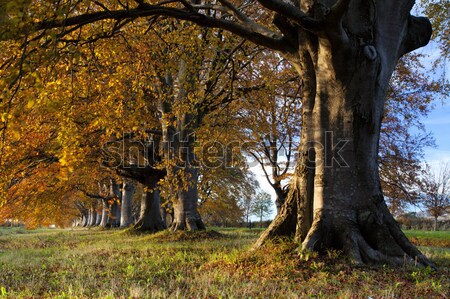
[120,178,136,227]
[0,0,436,266]
[239,52,301,213]
[379,53,441,216]
[423,0,450,59]
[198,166,258,226]
[252,191,273,227]
[420,163,450,231]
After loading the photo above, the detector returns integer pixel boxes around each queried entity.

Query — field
[0,227,448,299]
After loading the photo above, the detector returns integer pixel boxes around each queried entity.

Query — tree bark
[120,179,135,227]
[99,198,109,228]
[87,206,97,227]
[134,181,166,232]
[81,214,88,227]
[160,202,173,227]
[274,182,286,214]
[106,180,121,227]
[170,165,206,231]
[159,68,205,231]
[95,203,102,226]
[255,0,434,267]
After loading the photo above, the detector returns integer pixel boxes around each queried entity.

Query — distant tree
[237,53,301,214]
[241,195,254,227]
[198,168,256,227]
[252,192,273,228]
[420,163,450,231]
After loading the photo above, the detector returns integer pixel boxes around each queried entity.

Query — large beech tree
[2,0,435,266]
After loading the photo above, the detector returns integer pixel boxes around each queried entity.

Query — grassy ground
[0,227,448,299]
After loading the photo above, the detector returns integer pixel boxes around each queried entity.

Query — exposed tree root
[255,200,436,268]
[169,217,205,232]
[133,219,166,233]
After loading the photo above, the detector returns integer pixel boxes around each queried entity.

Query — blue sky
[418,40,450,168]
[423,99,450,167]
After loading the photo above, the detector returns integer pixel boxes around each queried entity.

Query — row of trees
[72,173,274,229]
[0,0,448,266]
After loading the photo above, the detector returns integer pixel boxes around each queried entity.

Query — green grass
[0,227,448,298]
[404,230,450,248]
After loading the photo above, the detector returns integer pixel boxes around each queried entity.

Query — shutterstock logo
[101,130,350,170]
[300,131,350,168]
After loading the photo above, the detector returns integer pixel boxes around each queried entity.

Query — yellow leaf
[11,129,21,140]
[26,100,35,109]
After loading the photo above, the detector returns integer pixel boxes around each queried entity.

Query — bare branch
[249,151,276,187]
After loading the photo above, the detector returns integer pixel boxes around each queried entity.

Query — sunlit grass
[0,227,448,298]
[404,230,450,248]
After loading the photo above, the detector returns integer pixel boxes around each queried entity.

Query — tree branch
[34,3,293,52]
[399,16,432,57]
[256,0,321,32]
[249,151,276,187]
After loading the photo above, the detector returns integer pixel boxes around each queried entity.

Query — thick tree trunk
[120,179,135,227]
[158,59,205,232]
[434,216,438,231]
[255,0,433,267]
[169,166,206,231]
[134,182,166,232]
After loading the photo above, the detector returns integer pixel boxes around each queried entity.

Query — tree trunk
[107,180,121,227]
[134,182,166,232]
[95,203,102,226]
[274,182,286,214]
[160,203,173,227]
[108,201,120,227]
[158,58,206,232]
[255,0,434,267]
[99,198,109,228]
[120,179,135,227]
[81,214,88,227]
[434,216,438,232]
[169,166,206,231]
[87,207,97,227]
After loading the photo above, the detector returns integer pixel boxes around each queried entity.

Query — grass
[0,227,448,299]
[404,230,450,248]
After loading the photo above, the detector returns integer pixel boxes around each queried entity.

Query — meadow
[0,227,448,298]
